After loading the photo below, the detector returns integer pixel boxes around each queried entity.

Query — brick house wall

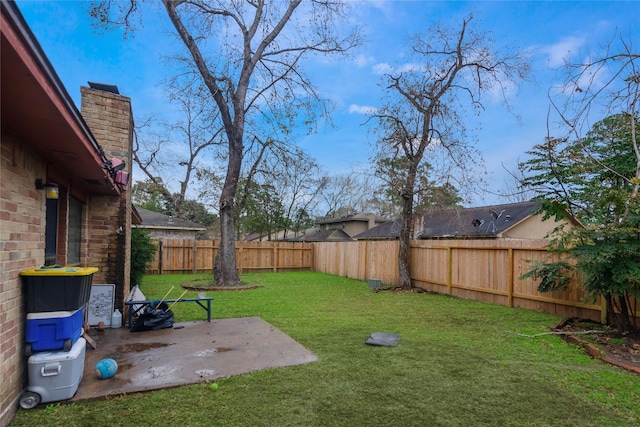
[1,3,134,422]
[0,88,134,425]
[85,194,129,308]
[0,135,47,425]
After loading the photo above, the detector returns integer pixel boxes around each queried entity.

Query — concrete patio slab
[73,317,317,401]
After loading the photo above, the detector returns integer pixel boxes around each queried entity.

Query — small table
[125,297,214,327]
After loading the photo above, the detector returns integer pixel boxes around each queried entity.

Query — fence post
[273,246,278,273]
[158,240,163,275]
[446,246,452,294]
[192,240,197,274]
[364,241,369,281]
[507,248,514,307]
[310,243,315,271]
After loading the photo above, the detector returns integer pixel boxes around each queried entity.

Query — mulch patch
[551,318,640,375]
[181,283,261,292]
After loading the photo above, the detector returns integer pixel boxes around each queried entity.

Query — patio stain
[72,317,318,401]
[115,342,172,352]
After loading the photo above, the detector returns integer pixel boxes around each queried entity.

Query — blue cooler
[25,308,84,355]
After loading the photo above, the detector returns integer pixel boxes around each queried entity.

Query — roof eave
[1,1,120,196]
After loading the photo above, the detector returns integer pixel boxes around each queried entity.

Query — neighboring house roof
[131,205,142,226]
[316,212,387,226]
[243,232,264,241]
[1,1,120,197]
[353,218,402,240]
[134,207,206,231]
[243,229,304,242]
[420,201,542,238]
[292,229,354,242]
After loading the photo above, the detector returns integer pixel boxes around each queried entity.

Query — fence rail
[148,238,635,323]
[312,239,607,323]
[147,239,313,274]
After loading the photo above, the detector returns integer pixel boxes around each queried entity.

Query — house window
[44,198,58,265]
[67,196,83,265]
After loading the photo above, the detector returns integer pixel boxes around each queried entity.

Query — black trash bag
[130,301,174,332]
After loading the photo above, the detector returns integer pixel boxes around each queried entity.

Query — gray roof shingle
[353,201,543,240]
[421,201,540,238]
[291,229,354,242]
[353,218,402,240]
[135,207,206,230]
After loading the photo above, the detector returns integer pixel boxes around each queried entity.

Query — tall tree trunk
[605,293,635,333]
[214,136,243,286]
[398,190,414,290]
[214,203,241,285]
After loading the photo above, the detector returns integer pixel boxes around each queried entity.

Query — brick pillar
[80,87,133,309]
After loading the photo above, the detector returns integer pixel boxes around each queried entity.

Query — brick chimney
[368,214,376,230]
[80,85,133,310]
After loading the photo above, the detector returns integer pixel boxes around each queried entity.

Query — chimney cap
[88,82,120,94]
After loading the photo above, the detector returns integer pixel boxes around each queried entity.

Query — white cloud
[372,62,393,75]
[365,0,393,13]
[397,62,422,73]
[541,35,586,68]
[372,61,422,75]
[354,54,375,68]
[348,104,377,115]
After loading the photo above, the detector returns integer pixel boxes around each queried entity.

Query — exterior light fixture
[35,178,59,200]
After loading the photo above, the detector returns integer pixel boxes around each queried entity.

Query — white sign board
[88,284,115,327]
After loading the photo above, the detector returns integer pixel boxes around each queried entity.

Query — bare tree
[91,0,361,285]
[133,85,225,218]
[549,35,639,141]
[371,16,529,289]
[267,149,325,239]
[548,35,639,202]
[233,143,325,239]
[317,172,375,218]
[497,161,536,203]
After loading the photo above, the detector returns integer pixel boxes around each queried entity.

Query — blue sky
[16,1,639,206]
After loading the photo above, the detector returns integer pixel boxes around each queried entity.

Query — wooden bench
[124,297,214,327]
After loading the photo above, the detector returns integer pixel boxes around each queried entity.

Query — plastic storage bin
[25,308,84,355]
[20,337,87,409]
[21,266,98,312]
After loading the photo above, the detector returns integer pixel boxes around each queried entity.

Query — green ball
[210,383,218,391]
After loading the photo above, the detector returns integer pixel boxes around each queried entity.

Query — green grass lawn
[11,272,640,426]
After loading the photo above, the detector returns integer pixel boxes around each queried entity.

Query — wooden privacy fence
[147,239,313,274]
[313,239,606,323]
[147,238,634,323]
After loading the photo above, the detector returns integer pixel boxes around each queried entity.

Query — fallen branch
[509,330,609,338]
